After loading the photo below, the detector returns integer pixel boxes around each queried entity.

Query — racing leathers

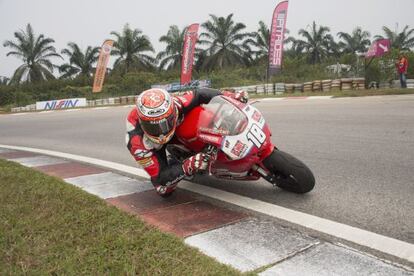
[126,88,233,196]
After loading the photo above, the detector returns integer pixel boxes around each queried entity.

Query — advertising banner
[93,39,114,93]
[36,98,87,110]
[181,23,199,85]
[268,1,289,76]
[365,39,391,58]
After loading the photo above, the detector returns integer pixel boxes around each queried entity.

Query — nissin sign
[36,98,87,110]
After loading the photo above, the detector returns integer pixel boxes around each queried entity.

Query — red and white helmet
[136,88,177,144]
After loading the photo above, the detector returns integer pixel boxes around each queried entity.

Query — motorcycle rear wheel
[263,149,315,194]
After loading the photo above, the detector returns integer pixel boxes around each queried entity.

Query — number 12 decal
[247,124,265,148]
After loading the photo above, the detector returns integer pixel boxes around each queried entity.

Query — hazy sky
[0,0,413,78]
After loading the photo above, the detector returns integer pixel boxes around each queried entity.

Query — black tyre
[263,149,315,193]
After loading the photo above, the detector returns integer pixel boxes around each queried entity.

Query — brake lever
[204,145,218,160]
[203,145,218,175]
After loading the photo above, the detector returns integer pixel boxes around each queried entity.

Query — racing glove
[234,90,249,103]
[182,153,211,176]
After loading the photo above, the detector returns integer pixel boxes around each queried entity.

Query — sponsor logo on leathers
[134,149,153,158]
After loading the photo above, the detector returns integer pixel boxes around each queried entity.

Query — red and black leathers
[126,88,221,195]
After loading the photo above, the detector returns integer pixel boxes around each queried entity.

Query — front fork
[252,164,278,186]
[204,145,277,184]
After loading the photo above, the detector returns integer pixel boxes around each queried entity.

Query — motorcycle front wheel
[262,148,315,194]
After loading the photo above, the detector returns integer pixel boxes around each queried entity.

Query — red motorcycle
[169,95,315,193]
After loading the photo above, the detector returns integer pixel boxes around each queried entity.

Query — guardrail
[10,78,413,113]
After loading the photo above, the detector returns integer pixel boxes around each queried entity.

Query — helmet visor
[140,110,176,137]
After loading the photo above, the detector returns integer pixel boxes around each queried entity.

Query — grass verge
[0,159,248,275]
[249,88,414,99]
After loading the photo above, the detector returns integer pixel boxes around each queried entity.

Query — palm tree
[199,14,252,70]
[246,22,295,63]
[295,21,333,64]
[194,50,208,73]
[284,32,308,60]
[110,24,155,74]
[245,21,269,62]
[0,76,9,85]
[156,25,186,70]
[3,24,61,84]
[59,42,99,79]
[325,37,342,59]
[337,27,371,54]
[375,25,414,51]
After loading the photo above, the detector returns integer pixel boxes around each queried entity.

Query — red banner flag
[181,23,199,85]
[365,39,391,58]
[93,39,114,93]
[268,1,289,76]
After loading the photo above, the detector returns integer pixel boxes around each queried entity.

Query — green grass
[249,88,414,99]
[0,159,249,275]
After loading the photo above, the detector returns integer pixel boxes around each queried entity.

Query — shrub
[1,50,413,108]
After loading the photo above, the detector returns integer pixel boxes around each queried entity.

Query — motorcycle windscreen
[200,96,248,136]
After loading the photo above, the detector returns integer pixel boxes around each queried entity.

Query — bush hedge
[1,53,413,108]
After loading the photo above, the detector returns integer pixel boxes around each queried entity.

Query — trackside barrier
[127,96,136,104]
[406,79,414,89]
[10,78,414,112]
[231,78,367,94]
[393,80,402,88]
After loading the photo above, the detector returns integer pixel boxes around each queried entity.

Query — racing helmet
[136,88,177,144]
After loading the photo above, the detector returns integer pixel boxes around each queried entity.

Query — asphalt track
[1,94,414,245]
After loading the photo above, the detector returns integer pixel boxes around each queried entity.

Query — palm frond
[3,23,59,83]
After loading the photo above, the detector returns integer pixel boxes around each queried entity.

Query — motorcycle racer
[126,87,248,197]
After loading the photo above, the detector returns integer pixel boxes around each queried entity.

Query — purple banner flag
[365,39,391,58]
